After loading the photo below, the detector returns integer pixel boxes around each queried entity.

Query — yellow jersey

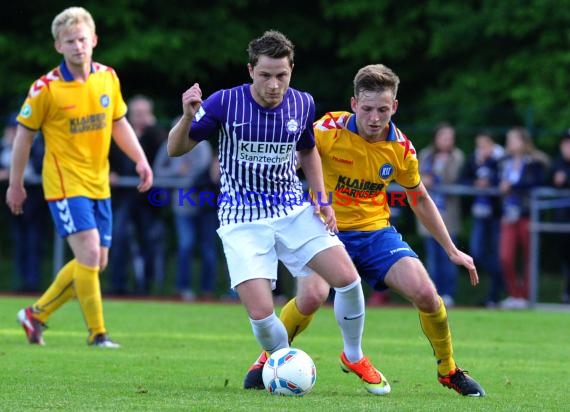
[314,111,420,231]
[17,61,127,200]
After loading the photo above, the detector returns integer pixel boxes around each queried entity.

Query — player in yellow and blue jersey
[6,6,153,348]
[244,64,486,396]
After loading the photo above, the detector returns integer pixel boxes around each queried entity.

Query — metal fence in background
[48,178,570,306]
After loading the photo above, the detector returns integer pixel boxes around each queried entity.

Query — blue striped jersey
[189,84,316,225]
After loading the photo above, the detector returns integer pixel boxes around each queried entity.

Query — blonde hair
[51,7,96,40]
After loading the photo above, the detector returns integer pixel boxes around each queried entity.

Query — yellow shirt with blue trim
[16,61,127,200]
[314,111,420,231]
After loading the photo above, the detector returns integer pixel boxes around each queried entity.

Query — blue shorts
[48,197,113,247]
[339,226,418,291]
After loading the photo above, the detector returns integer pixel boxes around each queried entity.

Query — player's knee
[413,287,440,312]
[248,307,275,321]
[77,247,101,268]
[297,290,328,314]
[296,277,329,314]
[69,231,102,267]
[335,271,360,289]
[333,277,362,295]
[323,263,359,289]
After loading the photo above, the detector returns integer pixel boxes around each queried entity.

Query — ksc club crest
[100,94,110,108]
[379,163,394,179]
[286,119,299,133]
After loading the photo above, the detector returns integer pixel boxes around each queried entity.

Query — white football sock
[333,278,365,362]
[250,312,289,354]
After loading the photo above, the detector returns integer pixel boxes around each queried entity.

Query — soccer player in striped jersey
[7,7,153,347]
[243,64,486,396]
[168,30,388,395]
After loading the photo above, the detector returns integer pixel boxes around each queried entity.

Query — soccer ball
[262,347,316,396]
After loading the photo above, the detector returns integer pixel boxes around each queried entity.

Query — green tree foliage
[1,0,569,151]
[320,0,570,149]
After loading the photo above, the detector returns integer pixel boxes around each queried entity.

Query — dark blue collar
[59,60,94,81]
[348,115,397,141]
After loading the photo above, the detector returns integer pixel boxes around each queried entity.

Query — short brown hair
[353,64,400,99]
[247,30,295,67]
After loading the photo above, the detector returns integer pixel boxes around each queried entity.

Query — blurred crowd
[415,124,570,309]
[2,102,569,307]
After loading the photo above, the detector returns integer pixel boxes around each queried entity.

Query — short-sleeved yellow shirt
[17,61,127,200]
[314,111,420,231]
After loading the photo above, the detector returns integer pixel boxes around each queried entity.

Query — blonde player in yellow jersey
[6,7,153,348]
[244,64,485,396]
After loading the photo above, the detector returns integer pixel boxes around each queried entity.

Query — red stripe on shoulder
[29,69,60,98]
[92,62,115,73]
[396,130,416,159]
[314,112,350,131]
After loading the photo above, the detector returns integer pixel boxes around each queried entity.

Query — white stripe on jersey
[192,84,315,225]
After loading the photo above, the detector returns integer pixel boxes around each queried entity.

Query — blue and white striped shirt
[189,84,316,225]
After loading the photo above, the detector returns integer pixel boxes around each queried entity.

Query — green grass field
[1,296,568,411]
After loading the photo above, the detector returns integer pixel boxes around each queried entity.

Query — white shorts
[217,204,343,289]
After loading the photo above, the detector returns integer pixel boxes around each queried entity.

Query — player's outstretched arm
[407,181,479,286]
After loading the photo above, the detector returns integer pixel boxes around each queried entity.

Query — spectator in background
[0,113,47,292]
[550,129,570,304]
[498,126,547,309]
[154,135,220,301]
[418,123,465,307]
[461,131,505,307]
[108,95,167,295]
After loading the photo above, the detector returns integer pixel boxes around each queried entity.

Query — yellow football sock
[33,259,77,323]
[279,298,315,345]
[73,261,106,340]
[418,296,457,376]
